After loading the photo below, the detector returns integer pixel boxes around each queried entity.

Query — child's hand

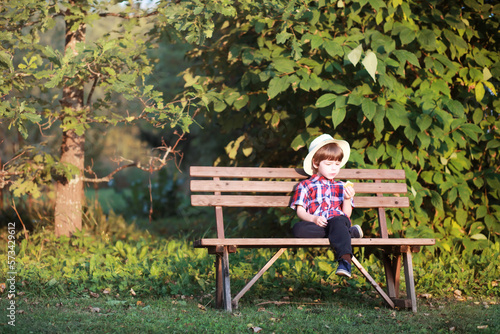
[313,215,328,228]
[344,182,355,200]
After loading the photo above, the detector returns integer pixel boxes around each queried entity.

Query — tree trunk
[54,130,85,236]
[54,10,86,237]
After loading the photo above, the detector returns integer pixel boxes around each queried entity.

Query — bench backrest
[190,166,408,239]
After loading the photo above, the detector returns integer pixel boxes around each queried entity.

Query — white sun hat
[303,134,350,175]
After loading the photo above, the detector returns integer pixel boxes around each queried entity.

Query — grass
[1,294,498,333]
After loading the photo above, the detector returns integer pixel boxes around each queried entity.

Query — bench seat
[194,238,435,248]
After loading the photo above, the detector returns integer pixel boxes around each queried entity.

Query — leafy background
[0,0,499,305]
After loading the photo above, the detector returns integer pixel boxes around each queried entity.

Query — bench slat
[191,195,409,208]
[190,166,406,180]
[194,238,436,248]
[191,180,408,194]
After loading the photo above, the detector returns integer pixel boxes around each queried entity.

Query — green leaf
[291,133,308,151]
[362,50,377,81]
[486,139,500,150]
[459,123,482,142]
[369,0,387,11]
[483,67,492,81]
[267,76,290,99]
[416,114,433,131]
[273,58,295,73]
[392,50,420,68]
[430,190,443,212]
[347,44,363,66]
[399,27,416,45]
[361,98,377,121]
[331,107,346,128]
[315,93,337,108]
[470,233,487,240]
[475,83,485,102]
[444,99,465,117]
[276,30,292,44]
[373,108,385,132]
[323,40,344,57]
[417,29,437,51]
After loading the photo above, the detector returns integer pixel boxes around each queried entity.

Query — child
[290,134,363,277]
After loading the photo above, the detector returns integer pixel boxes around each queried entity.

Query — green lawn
[1,295,498,333]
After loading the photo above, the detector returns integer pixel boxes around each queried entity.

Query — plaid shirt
[290,175,352,219]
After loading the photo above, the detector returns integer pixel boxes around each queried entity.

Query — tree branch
[98,11,159,20]
[83,132,185,183]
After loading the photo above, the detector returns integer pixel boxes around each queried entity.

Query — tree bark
[54,130,85,236]
[54,9,86,237]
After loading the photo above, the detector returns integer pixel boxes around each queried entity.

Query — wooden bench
[190,166,435,312]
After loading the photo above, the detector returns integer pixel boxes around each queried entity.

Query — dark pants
[292,215,352,260]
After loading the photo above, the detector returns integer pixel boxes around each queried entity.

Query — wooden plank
[190,166,405,180]
[191,180,408,194]
[193,238,436,248]
[222,247,232,312]
[191,195,410,208]
[214,177,225,239]
[190,166,308,179]
[376,180,389,238]
[403,249,418,312]
[215,254,223,309]
[383,253,402,299]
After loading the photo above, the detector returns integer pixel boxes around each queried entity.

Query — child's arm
[342,182,355,218]
[296,205,328,228]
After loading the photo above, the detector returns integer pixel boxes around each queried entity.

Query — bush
[1,209,498,302]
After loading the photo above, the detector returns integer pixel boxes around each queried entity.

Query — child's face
[314,159,342,180]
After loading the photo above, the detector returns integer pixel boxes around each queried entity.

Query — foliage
[0,0,241,236]
[184,0,500,254]
[0,208,498,304]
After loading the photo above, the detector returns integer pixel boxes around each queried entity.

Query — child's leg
[292,221,327,238]
[326,215,352,261]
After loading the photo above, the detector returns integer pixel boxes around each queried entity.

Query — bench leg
[402,248,418,313]
[232,248,286,309]
[215,253,224,309]
[222,247,232,312]
[214,247,232,312]
[383,253,402,299]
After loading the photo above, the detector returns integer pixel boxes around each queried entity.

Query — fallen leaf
[136,301,145,306]
[477,325,488,329]
[89,292,99,298]
[249,326,262,333]
[197,303,206,311]
[420,293,432,299]
[102,288,111,295]
[89,307,100,313]
[130,288,136,296]
[453,289,462,296]
[0,283,7,293]
[449,326,456,331]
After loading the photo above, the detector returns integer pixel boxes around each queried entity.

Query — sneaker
[349,225,364,238]
[335,259,352,278]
